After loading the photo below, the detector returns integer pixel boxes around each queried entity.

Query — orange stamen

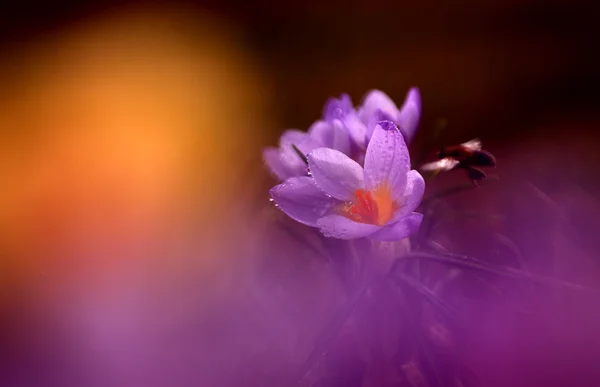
[340,185,399,226]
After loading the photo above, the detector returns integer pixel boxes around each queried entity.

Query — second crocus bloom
[358,87,422,146]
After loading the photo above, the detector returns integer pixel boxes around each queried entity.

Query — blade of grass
[292,144,309,165]
[423,248,538,316]
[395,251,597,294]
[390,273,465,327]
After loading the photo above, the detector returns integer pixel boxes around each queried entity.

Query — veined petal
[308,148,365,201]
[358,90,398,124]
[364,121,410,198]
[392,170,425,221]
[397,87,421,144]
[263,147,292,181]
[270,177,338,227]
[317,215,381,240]
[369,212,423,242]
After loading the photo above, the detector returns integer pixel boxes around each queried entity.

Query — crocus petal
[296,135,323,155]
[308,120,352,156]
[278,130,322,177]
[317,215,381,240]
[363,121,410,198]
[342,113,368,149]
[369,212,423,242]
[280,129,310,148]
[392,170,426,221]
[308,120,333,147]
[331,121,352,156]
[308,148,365,201]
[358,90,398,124]
[280,129,321,158]
[366,108,395,140]
[396,87,421,144]
[323,94,354,121]
[263,147,292,181]
[270,176,338,227]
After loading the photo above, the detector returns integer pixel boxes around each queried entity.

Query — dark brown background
[2,0,599,140]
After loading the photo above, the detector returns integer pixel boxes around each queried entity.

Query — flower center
[340,186,399,226]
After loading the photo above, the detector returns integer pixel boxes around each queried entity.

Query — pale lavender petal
[331,120,352,155]
[270,176,338,227]
[317,215,381,240]
[263,147,293,181]
[391,170,426,222]
[280,130,321,157]
[307,120,332,147]
[366,108,395,140]
[277,148,308,178]
[297,135,323,155]
[363,121,410,197]
[323,93,367,149]
[307,120,351,155]
[401,170,426,214]
[307,148,364,201]
[358,90,398,124]
[280,129,310,148]
[342,113,368,149]
[396,87,421,144]
[369,212,423,242]
[278,130,321,177]
[323,94,354,121]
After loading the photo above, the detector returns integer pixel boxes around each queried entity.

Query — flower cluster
[264,89,425,241]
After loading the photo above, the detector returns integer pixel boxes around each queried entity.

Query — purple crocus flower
[358,87,422,145]
[263,120,351,182]
[270,121,424,241]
